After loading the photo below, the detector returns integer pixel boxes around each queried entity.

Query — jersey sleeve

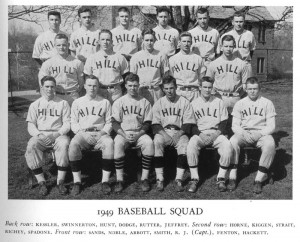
[111,98,122,123]
[215,31,220,54]
[250,32,256,51]
[143,100,153,123]
[231,100,242,119]
[205,61,215,78]
[129,54,138,73]
[198,56,206,78]
[219,99,228,121]
[32,35,42,59]
[70,100,81,133]
[152,100,162,125]
[266,100,276,119]
[26,103,40,136]
[119,55,129,75]
[69,32,76,52]
[38,61,50,85]
[77,61,85,91]
[182,100,196,124]
[160,53,170,75]
[84,55,93,75]
[58,101,71,135]
[241,61,250,84]
[102,101,112,134]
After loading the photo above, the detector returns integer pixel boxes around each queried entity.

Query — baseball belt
[56,91,73,95]
[164,124,180,131]
[177,85,199,91]
[217,91,240,97]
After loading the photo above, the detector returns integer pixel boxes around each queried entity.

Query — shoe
[102,182,111,194]
[227,179,237,191]
[175,179,184,192]
[71,182,81,196]
[57,180,67,195]
[188,179,199,193]
[253,181,263,194]
[141,179,151,192]
[38,181,48,196]
[115,181,124,193]
[156,180,164,192]
[216,178,227,192]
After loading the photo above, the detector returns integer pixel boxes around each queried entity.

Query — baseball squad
[25,6,277,197]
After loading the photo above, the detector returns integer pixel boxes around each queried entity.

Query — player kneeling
[68,75,114,196]
[112,73,154,193]
[187,77,233,192]
[229,77,276,194]
[25,76,71,196]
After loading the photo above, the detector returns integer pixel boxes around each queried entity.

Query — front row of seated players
[25,74,276,196]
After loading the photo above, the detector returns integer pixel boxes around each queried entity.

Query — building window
[257,58,265,74]
[258,24,266,43]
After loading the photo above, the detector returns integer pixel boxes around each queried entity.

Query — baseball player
[152,6,180,58]
[32,11,68,66]
[130,28,169,105]
[152,75,195,192]
[187,76,233,193]
[188,8,220,68]
[68,75,114,195]
[111,7,142,62]
[219,11,256,75]
[39,34,84,106]
[25,76,70,196]
[70,6,100,63]
[229,77,276,193]
[112,73,154,193]
[84,29,129,104]
[169,32,205,102]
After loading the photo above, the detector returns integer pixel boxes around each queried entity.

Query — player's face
[143,34,155,51]
[196,12,209,29]
[99,33,112,51]
[221,40,234,57]
[79,11,92,28]
[163,82,176,100]
[157,12,169,27]
[126,80,139,97]
[200,81,213,99]
[55,38,69,56]
[246,83,260,101]
[84,78,99,97]
[41,80,56,99]
[232,16,245,32]
[48,15,61,31]
[180,36,192,53]
[119,11,130,26]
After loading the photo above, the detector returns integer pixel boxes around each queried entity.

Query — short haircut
[125,72,139,84]
[141,28,156,40]
[200,76,214,86]
[233,11,245,20]
[118,7,130,14]
[156,6,171,15]
[41,76,56,86]
[246,77,260,88]
[78,6,92,17]
[162,75,177,88]
[196,7,209,16]
[221,34,236,46]
[85,75,99,84]
[99,29,112,40]
[179,31,192,40]
[55,33,68,42]
[48,11,61,20]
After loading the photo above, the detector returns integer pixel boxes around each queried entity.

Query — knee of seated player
[68,140,82,160]
[55,136,70,150]
[187,135,199,150]
[26,137,41,151]
[101,136,114,159]
[260,136,276,153]
[141,136,154,155]
[229,134,242,149]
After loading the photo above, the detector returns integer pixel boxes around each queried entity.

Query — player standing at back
[130,29,169,105]
[152,6,180,58]
[70,7,100,63]
[111,7,142,62]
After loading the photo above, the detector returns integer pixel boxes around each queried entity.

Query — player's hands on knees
[172,132,182,146]
[164,134,175,146]
[83,133,97,146]
[199,133,213,146]
[242,131,253,144]
[209,130,221,143]
[38,134,53,146]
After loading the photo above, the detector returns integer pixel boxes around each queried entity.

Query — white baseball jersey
[71,95,112,134]
[219,29,256,62]
[153,25,179,57]
[26,96,70,136]
[189,26,220,61]
[111,26,142,56]
[152,95,195,128]
[191,96,228,131]
[169,52,204,86]
[232,96,276,131]
[39,54,84,93]
[84,51,129,86]
[112,95,152,132]
[130,49,169,86]
[206,56,250,93]
[32,29,68,61]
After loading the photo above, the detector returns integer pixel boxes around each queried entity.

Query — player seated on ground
[152,75,195,192]
[68,75,114,196]
[187,76,233,193]
[25,76,70,196]
[229,77,276,194]
[112,73,154,193]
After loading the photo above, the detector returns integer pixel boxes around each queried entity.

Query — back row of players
[27,6,276,196]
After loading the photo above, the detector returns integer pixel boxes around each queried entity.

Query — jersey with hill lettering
[32,30,68,61]
[189,26,220,61]
[169,52,204,86]
[232,96,276,131]
[206,56,249,93]
[112,95,152,131]
[191,96,228,131]
[152,95,195,128]
[130,49,169,86]
[84,51,129,86]
[39,55,84,93]
[111,26,142,56]
[70,27,100,60]
[152,25,179,57]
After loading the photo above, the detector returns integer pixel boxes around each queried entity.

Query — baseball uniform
[84,51,129,103]
[39,54,84,106]
[169,51,205,101]
[153,25,179,57]
[130,49,169,105]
